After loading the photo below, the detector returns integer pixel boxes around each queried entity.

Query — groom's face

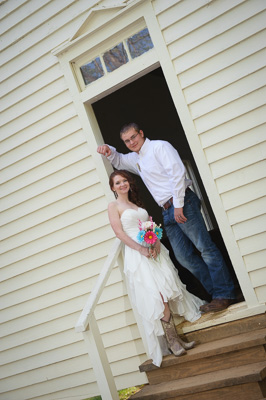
[121,128,145,153]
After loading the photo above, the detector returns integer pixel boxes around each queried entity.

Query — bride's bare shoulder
[108,201,118,210]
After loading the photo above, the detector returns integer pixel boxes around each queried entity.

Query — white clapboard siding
[1,64,63,113]
[1,317,142,376]
[0,0,29,19]
[0,184,104,246]
[183,49,266,104]
[1,78,68,126]
[178,29,266,90]
[232,214,266,241]
[227,197,266,226]
[0,104,79,154]
[244,249,266,273]
[0,189,104,245]
[238,232,266,256]
[167,0,264,62]
[215,161,266,194]
[0,357,95,392]
[1,292,132,360]
[204,124,266,164]
[250,268,266,289]
[0,91,74,140]
[0,210,110,268]
[189,68,266,119]
[0,133,87,185]
[24,384,98,400]
[200,104,266,148]
[0,0,84,66]
[0,0,52,38]
[210,142,266,180]
[256,286,266,305]
[152,0,181,15]
[0,0,73,52]
[0,117,82,168]
[156,0,210,31]
[1,261,121,318]
[0,53,58,97]
[0,306,137,358]
[194,86,266,134]
[0,171,100,229]
[0,159,96,213]
[171,10,266,75]
[0,353,146,394]
[221,179,266,211]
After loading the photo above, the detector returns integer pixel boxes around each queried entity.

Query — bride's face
[112,175,130,196]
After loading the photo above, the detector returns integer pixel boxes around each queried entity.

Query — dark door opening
[92,67,242,301]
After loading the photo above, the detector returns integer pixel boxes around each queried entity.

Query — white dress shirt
[107,138,191,208]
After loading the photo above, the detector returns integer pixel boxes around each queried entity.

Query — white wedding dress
[121,207,205,367]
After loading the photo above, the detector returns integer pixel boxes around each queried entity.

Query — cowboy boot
[176,335,196,350]
[161,314,186,356]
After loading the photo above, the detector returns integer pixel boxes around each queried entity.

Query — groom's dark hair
[120,122,141,138]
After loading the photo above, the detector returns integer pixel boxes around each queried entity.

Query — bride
[108,169,204,367]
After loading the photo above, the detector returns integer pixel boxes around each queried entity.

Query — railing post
[82,313,119,400]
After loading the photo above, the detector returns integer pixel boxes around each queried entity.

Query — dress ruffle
[121,208,204,367]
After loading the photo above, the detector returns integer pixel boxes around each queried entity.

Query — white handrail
[75,238,123,400]
[75,238,122,332]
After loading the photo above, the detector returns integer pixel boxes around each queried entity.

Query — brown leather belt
[162,197,173,210]
[162,188,190,210]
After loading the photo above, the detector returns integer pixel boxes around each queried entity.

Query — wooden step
[131,361,266,400]
[140,328,266,384]
[181,313,266,344]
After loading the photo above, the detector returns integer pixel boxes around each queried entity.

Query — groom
[97,122,236,312]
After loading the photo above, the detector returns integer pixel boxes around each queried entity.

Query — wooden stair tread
[140,327,266,372]
[183,313,266,343]
[132,361,266,399]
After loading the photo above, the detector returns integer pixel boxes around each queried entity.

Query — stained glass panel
[127,28,154,59]
[80,57,104,85]
[103,42,129,72]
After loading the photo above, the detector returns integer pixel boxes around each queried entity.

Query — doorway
[92,67,242,301]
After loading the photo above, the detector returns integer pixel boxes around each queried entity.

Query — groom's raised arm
[97,144,139,175]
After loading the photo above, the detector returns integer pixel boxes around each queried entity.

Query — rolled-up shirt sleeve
[107,145,140,175]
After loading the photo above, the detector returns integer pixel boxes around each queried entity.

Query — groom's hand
[174,207,187,224]
[97,144,112,157]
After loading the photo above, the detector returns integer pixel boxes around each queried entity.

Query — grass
[86,385,144,400]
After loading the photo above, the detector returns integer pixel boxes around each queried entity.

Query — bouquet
[136,216,163,260]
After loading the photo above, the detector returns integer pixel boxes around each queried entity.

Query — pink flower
[144,231,157,245]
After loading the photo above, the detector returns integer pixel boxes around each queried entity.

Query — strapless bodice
[121,207,149,241]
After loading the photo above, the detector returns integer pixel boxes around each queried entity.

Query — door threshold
[176,301,266,334]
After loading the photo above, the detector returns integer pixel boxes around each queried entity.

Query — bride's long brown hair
[109,170,145,208]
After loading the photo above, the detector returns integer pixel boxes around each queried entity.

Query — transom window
[79,28,153,87]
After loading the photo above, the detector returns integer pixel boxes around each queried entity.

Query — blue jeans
[162,189,235,299]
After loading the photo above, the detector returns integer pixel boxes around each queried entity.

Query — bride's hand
[155,240,161,255]
[149,247,158,260]
[139,247,150,258]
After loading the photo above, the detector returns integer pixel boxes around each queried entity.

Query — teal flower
[154,226,163,239]
[137,230,145,242]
